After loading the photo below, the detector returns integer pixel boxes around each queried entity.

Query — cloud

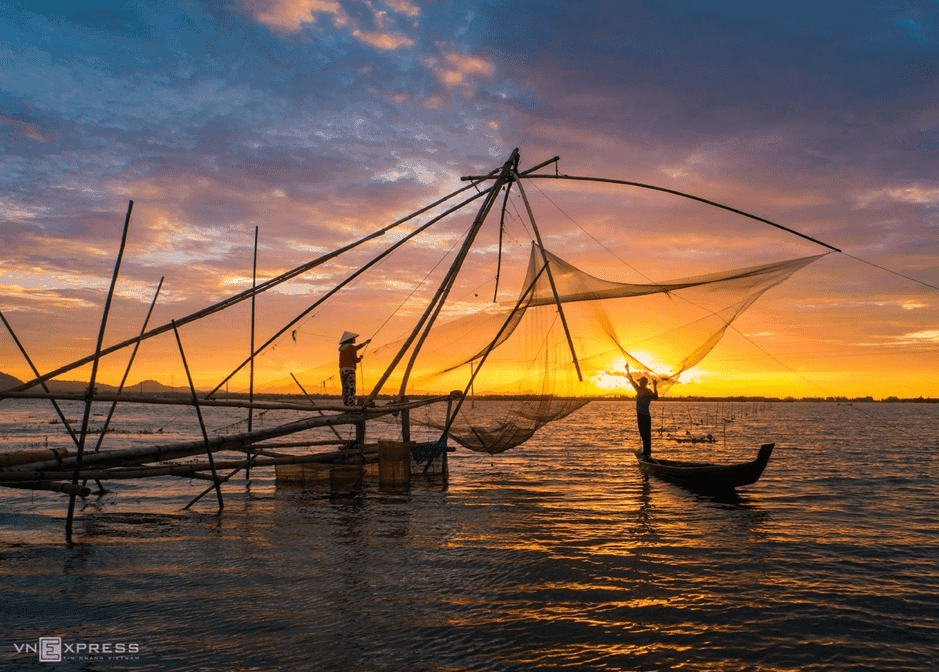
[0,196,45,223]
[899,329,939,342]
[422,51,496,95]
[855,185,939,207]
[352,29,414,51]
[0,115,52,142]
[244,0,416,50]
[242,0,349,33]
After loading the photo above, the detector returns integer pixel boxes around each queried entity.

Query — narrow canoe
[635,443,774,492]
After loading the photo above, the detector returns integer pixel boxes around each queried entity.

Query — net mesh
[293,245,823,454]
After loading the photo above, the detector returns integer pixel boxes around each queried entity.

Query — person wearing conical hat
[338,331,370,406]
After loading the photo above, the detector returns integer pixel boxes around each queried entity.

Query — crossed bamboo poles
[0,151,544,540]
[2,148,848,542]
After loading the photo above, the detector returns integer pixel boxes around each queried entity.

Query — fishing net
[292,244,824,454]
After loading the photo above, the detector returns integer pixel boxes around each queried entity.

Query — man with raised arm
[626,363,658,458]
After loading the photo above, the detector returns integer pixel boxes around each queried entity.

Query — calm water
[1,399,937,671]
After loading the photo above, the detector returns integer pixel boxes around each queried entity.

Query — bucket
[329,465,364,491]
[378,440,412,488]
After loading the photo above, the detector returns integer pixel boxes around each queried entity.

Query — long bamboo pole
[82,277,163,493]
[7,179,489,396]
[378,149,521,403]
[0,390,448,413]
[247,227,259,480]
[1,481,91,497]
[388,152,570,400]
[440,263,548,441]
[90,277,164,462]
[6,398,451,473]
[1,451,378,484]
[467,172,842,253]
[66,199,133,542]
[248,226,258,432]
[291,372,344,441]
[492,183,513,302]
[205,185,494,399]
[511,171,582,380]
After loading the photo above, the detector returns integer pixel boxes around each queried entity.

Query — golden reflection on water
[1,400,937,671]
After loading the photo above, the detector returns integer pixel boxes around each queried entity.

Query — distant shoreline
[2,369,936,403]
[0,381,939,404]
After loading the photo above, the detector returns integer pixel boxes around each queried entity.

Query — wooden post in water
[442,395,452,479]
[172,321,224,512]
[247,226,258,480]
[86,277,164,494]
[399,396,411,443]
[66,200,133,542]
[355,417,366,454]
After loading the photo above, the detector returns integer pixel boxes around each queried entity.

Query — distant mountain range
[0,371,25,392]
[0,372,181,394]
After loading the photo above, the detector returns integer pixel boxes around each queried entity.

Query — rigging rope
[839,252,939,292]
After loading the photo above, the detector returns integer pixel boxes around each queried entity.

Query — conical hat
[339,331,359,344]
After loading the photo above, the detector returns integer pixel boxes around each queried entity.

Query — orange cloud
[352,29,414,50]
[423,51,495,96]
[242,0,348,32]
[243,0,415,50]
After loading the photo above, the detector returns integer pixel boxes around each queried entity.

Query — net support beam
[511,170,583,381]
[370,149,521,404]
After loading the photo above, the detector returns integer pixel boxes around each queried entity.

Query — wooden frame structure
[1,151,555,540]
[2,148,837,540]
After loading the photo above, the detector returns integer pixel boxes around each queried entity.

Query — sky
[1,0,937,399]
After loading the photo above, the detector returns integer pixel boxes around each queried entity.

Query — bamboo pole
[247,227,259,480]
[4,399,446,474]
[0,451,378,483]
[511,170,582,381]
[85,277,164,494]
[66,199,133,542]
[391,151,560,400]
[172,321,224,511]
[466,171,843,253]
[248,226,258,432]
[0,448,69,469]
[376,149,520,404]
[7,178,492,397]
[0,311,82,447]
[291,372,344,441]
[205,186,494,400]
[492,182,513,302]
[0,390,379,412]
[0,481,91,497]
[91,278,163,455]
[439,263,548,443]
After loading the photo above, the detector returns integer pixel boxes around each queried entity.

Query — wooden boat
[634,443,774,492]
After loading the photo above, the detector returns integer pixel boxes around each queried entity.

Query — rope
[839,252,939,292]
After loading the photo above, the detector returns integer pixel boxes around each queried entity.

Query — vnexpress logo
[39,637,62,662]
[13,637,140,662]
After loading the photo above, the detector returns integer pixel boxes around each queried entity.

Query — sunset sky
[1,1,937,399]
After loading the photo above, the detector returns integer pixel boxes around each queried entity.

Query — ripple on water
[1,401,937,671]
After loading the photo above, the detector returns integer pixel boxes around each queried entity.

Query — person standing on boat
[338,331,370,406]
[626,363,658,458]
